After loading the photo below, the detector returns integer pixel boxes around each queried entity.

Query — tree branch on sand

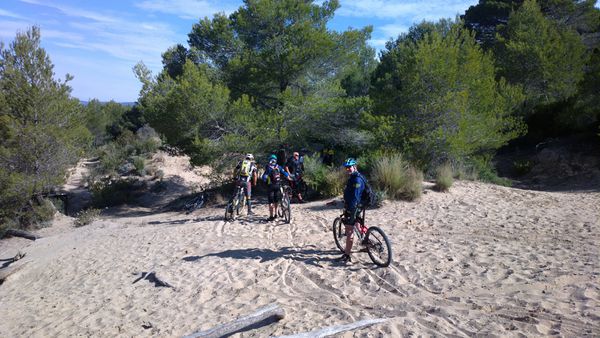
[4,229,41,241]
[183,303,286,338]
[275,318,388,338]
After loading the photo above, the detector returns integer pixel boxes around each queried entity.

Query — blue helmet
[343,158,357,167]
[269,154,277,161]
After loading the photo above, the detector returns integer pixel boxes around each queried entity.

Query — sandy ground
[0,156,598,337]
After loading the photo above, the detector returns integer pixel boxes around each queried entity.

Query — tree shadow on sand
[183,245,346,268]
[147,214,225,226]
[306,199,343,211]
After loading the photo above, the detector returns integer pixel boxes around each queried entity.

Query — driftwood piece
[183,304,286,338]
[276,318,388,338]
[4,229,40,241]
[0,261,29,284]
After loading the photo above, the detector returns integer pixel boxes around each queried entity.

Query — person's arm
[347,175,362,213]
[280,165,292,180]
[252,167,258,186]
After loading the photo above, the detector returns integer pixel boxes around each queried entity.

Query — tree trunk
[183,303,285,338]
[276,318,388,338]
[4,229,40,241]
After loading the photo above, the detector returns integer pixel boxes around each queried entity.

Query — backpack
[239,160,253,177]
[269,165,281,184]
[358,173,377,208]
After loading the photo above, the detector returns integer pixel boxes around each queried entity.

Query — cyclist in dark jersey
[262,154,290,221]
[285,151,305,203]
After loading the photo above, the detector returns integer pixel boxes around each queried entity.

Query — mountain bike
[184,192,205,214]
[225,185,246,221]
[284,173,308,202]
[276,185,291,223]
[332,208,392,267]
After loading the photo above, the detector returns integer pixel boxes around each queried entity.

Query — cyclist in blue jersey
[340,158,365,262]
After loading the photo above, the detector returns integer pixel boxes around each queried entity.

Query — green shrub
[372,154,423,201]
[131,156,146,175]
[434,163,454,192]
[322,167,346,197]
[471,158,512,186]
[74,208,100,227]
[452,162,478,181]
[513,159,533,176]
[303,155,346,197]
[98,142,127,174]
[19,198,56,228]
[91,179,145,207]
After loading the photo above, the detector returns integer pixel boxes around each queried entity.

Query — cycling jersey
[344,171,364,214]
[235,160,257,182]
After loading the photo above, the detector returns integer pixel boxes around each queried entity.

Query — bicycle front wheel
[298,180,308,199]
[235,193,244,216]
[332,217,345,253]
[365,226,392,267]
[224,202,234,221]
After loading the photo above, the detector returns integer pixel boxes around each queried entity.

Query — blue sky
[0,0,480,102]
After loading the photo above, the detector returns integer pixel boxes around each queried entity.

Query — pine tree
[0,26,90,227]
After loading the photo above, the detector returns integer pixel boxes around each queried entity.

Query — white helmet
[245,153,254,160]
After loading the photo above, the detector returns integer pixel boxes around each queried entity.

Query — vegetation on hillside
[1,0,599,230]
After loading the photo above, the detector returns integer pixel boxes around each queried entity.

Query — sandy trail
[0,179,598,337]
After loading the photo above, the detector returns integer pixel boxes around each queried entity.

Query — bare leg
[344,224,354,255]
[269,203,274,218]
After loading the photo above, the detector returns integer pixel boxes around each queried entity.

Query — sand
[0,157,598,337]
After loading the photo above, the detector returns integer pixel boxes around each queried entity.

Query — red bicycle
[332,208,392,267]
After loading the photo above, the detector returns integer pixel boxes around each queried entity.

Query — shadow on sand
[306,200,343,212]
[183,245,346,268]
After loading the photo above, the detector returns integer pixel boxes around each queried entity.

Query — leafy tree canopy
[495,0,588,107]
[187,0,374,106]
[371,19,526,167]
[464,0,599,48]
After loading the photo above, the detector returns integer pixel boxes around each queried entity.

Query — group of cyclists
[230,151,369,263]
[232,152,305,220]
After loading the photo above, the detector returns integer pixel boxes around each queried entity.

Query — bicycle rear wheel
[332,217,345,253]
[365,226,392,267]
[281,194,291,223]
[282,185,292,200]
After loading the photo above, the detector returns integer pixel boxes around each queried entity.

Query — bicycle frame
[349,208,367,240]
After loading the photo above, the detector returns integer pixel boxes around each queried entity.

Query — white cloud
[20,0,118,23]
[368,38,390,49]
[339,0,478,20]
[0,8,27,20]
[0,20,30,40]
[379,23,408,39]
[135,0,239,19]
